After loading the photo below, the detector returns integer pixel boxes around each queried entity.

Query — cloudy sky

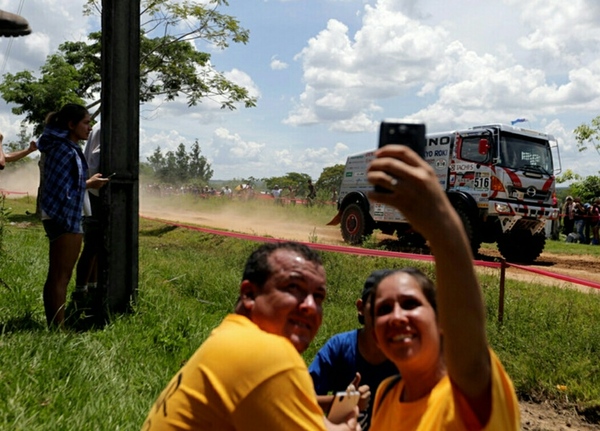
[2,0,600,181]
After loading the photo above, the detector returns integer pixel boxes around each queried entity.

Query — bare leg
[75,241,98,286]
[44,233,83,328]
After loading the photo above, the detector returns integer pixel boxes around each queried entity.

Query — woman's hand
[86,172,110,190]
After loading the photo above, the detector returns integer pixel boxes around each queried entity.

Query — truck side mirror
[478,138,490,155]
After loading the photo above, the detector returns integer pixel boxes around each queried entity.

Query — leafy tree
[174,143,190,183]
[264,172,312,196]
[316,164,344,195]
[188,140,213,182]
[146,141,212,185]
[563,175,600,203]
[147,146,165,173]
[0,0,256,133]
[574,116,600,160]
[0,56,86,134]
[557,169,600,202]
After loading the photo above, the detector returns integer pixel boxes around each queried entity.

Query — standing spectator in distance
[310,269,398,431]
[308,179,317,200]
[142,241,361,431]
[591,198,600,245]
[74,126,104,306]
[583,203,593,244]
[37,104,109,328]
[561,196,574,236]
[271,184,282,203]
[331,187,338,204]
[573,197,587,244]
[286,185,297,205]
[366,144,519,430]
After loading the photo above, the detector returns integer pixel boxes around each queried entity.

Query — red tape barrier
[141,216,600,291]
[0,189,29,196]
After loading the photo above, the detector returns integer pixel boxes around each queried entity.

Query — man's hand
[348,372,371,412]
[324,406,362,431]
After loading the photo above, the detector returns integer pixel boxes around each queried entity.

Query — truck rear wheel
[497,230,546,263]
[341,203,373,245]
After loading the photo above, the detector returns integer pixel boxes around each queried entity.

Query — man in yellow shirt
[142,242,361,431]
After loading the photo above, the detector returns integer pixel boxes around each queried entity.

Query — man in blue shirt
[309,270,399,430]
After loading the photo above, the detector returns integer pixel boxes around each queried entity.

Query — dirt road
[140,205,600,291]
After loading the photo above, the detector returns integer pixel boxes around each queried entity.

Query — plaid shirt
[37,125,89,233]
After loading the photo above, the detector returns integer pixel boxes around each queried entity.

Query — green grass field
[1,195,599,430]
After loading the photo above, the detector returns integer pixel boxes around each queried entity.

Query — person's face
[241,249,327,353]
[372,272,440,368]
[69,114,92,143]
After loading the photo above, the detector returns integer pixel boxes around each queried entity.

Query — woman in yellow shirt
[366,144,520,431]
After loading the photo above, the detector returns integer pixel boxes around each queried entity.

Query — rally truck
[329,124,561,263]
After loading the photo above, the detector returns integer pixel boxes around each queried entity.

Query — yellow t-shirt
[370,350,520,431]
[142,314,327,431]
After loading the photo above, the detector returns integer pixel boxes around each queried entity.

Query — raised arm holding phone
[365,130,520,430]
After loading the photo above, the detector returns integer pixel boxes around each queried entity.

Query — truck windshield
[498,132,553,175]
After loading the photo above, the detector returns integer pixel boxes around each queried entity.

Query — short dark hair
[368,267,437,323]
[45,103,89,130]
[242,241,323,288]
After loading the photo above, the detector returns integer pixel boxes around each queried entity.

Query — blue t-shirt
[309,329,398,430]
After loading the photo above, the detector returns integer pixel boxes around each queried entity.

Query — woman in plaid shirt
[37,104,108,329]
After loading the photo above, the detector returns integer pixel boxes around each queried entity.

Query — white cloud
[270,56,288,70]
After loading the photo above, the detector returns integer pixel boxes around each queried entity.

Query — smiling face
[68,113,92,143]
[372,272,440,369]
[241,249,327,353]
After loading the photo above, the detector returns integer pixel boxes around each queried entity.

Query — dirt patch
[141,202,600,430]
[521,401,600,431]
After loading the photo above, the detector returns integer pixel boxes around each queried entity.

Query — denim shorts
[43,219,83,242]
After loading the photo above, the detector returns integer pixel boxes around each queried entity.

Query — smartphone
[327,390,360,424]
[106,172,117,179]
[375,120,427,193]
[378,120,426,158]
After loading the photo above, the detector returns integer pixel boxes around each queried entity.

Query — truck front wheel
[341,203,373,245]
[497,230,546,263]
[454,204,481,256]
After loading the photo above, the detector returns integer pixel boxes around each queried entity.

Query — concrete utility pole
[99,0,140,314]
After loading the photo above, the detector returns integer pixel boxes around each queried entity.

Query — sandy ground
[140,202,600,430]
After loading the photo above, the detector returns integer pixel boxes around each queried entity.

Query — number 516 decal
[473,173,490,190]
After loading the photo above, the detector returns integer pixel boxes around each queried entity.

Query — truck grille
[507,186,551,202]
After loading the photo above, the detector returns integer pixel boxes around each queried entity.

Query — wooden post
[498,258,506,324]
[99,0,140,314]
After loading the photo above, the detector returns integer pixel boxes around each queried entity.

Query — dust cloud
[0,163,40,198]
[140,196,345,245]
